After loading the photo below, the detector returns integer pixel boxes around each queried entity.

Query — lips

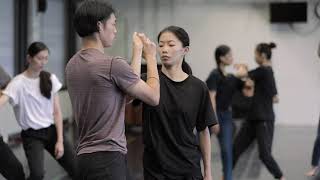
[161,55,170,60]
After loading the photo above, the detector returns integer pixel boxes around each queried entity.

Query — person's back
[66,49,138,155]
[249,66,276,121]
[0,66,11,89]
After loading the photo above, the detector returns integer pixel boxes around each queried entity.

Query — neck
[24,68,40,79]
[81,35,105,54]
[161,64,188,82]
[261,60,271,67]
[219,63,227,75]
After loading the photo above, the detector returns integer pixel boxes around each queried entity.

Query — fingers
[137,33,153,45]
[55,149,64,159]
[55,146,64,159]
[137,33,147,41]
[234,63,248,70]
[133,32,141,41]
[134,32,156,60]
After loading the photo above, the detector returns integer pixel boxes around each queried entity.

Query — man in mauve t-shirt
[65,1,160,180]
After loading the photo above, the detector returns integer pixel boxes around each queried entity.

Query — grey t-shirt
[0,66,11,137]
[0,65,11,89]
[66,49,139,155]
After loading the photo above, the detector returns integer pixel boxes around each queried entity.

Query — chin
[161,60,170,66]
[104,44,112,48]
[102,41,112,48]
[161,62,173,69]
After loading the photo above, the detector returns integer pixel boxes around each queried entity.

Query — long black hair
[157,26,192,75]
[215,45,231,73]
[256,42,277,60]
[27,42,52,99]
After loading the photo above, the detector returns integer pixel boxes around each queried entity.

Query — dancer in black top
[233,42,285,180]
[142,26,217,180]
[206,45,247,180]
[305,42,320,177]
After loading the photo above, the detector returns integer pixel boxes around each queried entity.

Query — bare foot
[279,177,286,180]
[305,166,318,177]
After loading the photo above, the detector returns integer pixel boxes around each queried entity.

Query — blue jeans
[217,110,233,180]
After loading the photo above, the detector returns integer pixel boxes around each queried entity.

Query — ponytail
[39,71,52,99]
[269,42,277,49]
[182,58,192,75]
[256,42,277,60]
[27,42,52,99]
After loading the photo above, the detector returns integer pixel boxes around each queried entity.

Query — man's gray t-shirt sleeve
[0,66,11,89]
[110,57,140,93]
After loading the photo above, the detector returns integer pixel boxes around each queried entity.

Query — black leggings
[311,117,320,166]
[144,170,202,180]
[233,121,283,179]
[21,125,76,180]
[0,136,25,180]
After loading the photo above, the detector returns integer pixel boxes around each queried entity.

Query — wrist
[204,170,211,175]
[133,47,143,54]
[204,164,211,174]
[56,138,63,143]
[204,169,212,177]
[132,48,142,56]
[145,56,157,63]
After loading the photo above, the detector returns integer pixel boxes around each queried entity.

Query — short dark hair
[215,45,231,66]
[73,0,115,37]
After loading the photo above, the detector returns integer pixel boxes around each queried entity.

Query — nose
[42,59,48,65]
[161,46,168,54]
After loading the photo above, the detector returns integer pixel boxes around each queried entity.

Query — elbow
[149,93,160,106]
[53,112,62,121]
[210,124,220,135]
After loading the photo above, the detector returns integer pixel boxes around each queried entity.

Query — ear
[261,53,267,60]
[220,56,226,63]
[26,55,31,63]
[97,21,103,32]
[183,46,190,55]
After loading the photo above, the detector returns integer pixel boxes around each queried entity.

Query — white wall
[111,0,320,126]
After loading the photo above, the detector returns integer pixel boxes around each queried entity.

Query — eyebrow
[159,40,175,43]
[36,54,48,57]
